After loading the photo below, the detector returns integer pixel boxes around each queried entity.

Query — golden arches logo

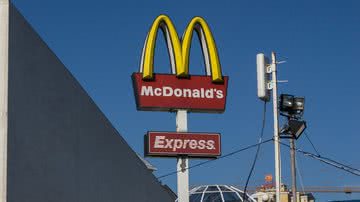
[140,15,223,83]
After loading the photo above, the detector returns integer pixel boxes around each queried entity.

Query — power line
[295,155,306,194]
[156,132,359,183]
[157,138,273,179]
[279,141,360,177]
[316,155,360,173]
[243,101,267,199]
[303,131,320,156]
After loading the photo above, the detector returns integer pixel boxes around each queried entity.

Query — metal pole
[176,110,189,202]
[0,0,9,201]
[271,52,282,202]
[290,138,297,202]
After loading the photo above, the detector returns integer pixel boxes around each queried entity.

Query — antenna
[256,53,270,101]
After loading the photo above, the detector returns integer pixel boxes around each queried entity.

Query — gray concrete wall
[7,3,174,202]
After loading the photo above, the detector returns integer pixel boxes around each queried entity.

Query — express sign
[133,15,228,113]
[145,132,221,158]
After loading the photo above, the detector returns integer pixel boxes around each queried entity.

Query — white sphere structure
[177,185,256,202]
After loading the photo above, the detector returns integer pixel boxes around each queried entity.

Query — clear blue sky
[12,0,360,201]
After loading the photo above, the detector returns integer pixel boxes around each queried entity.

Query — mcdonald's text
[145,132,221,158]
[140,86,224,99]
[132,73,228,112]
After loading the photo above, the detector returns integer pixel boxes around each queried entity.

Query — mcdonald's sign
[132,15,229,112]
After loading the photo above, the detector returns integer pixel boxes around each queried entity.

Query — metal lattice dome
[177,185,256,202]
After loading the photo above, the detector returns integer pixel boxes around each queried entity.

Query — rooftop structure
[177,185,256,202]
[251,183,315,202]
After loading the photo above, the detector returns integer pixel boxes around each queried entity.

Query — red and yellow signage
[132,15,228,113]
[265,174,273,183]
[145,132,221,158]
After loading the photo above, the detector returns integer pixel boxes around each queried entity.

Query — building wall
[7,3,174,202]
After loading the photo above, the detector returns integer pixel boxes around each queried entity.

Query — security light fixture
[279,94,305,118]
[280,120,307,139]
[293,97,305,111]
[279,94,294,112]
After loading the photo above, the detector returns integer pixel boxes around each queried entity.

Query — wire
[156,138,273,179]
[278,141,360,177]
[303,131,320,155]
[295,154,306,194]
[243,102,267,200]
[301,131,360,179]
[316,155,360,173]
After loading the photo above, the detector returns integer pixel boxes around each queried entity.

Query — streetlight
[279,94,306,202]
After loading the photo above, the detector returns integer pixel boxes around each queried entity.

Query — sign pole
[271,52,282,202]
[176,110,189,202]
[0,0,9,201]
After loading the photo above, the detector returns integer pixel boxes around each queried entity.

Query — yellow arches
[140,15,223,83]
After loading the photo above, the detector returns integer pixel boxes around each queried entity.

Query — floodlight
[281,120,306,139]
[279,94,294,112]
[279,94,305,118]
[280,124,290,136]
[293,97,305,111]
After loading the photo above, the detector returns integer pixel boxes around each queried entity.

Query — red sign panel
[145,132,221,158]
[132,73,228,113]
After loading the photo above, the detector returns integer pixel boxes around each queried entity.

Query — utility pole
[176,110,189,202]
[271,52,282,202]
[256,52,282,202]
[290,138,297,202]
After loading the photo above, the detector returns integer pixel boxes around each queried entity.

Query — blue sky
[12,0,360,201]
